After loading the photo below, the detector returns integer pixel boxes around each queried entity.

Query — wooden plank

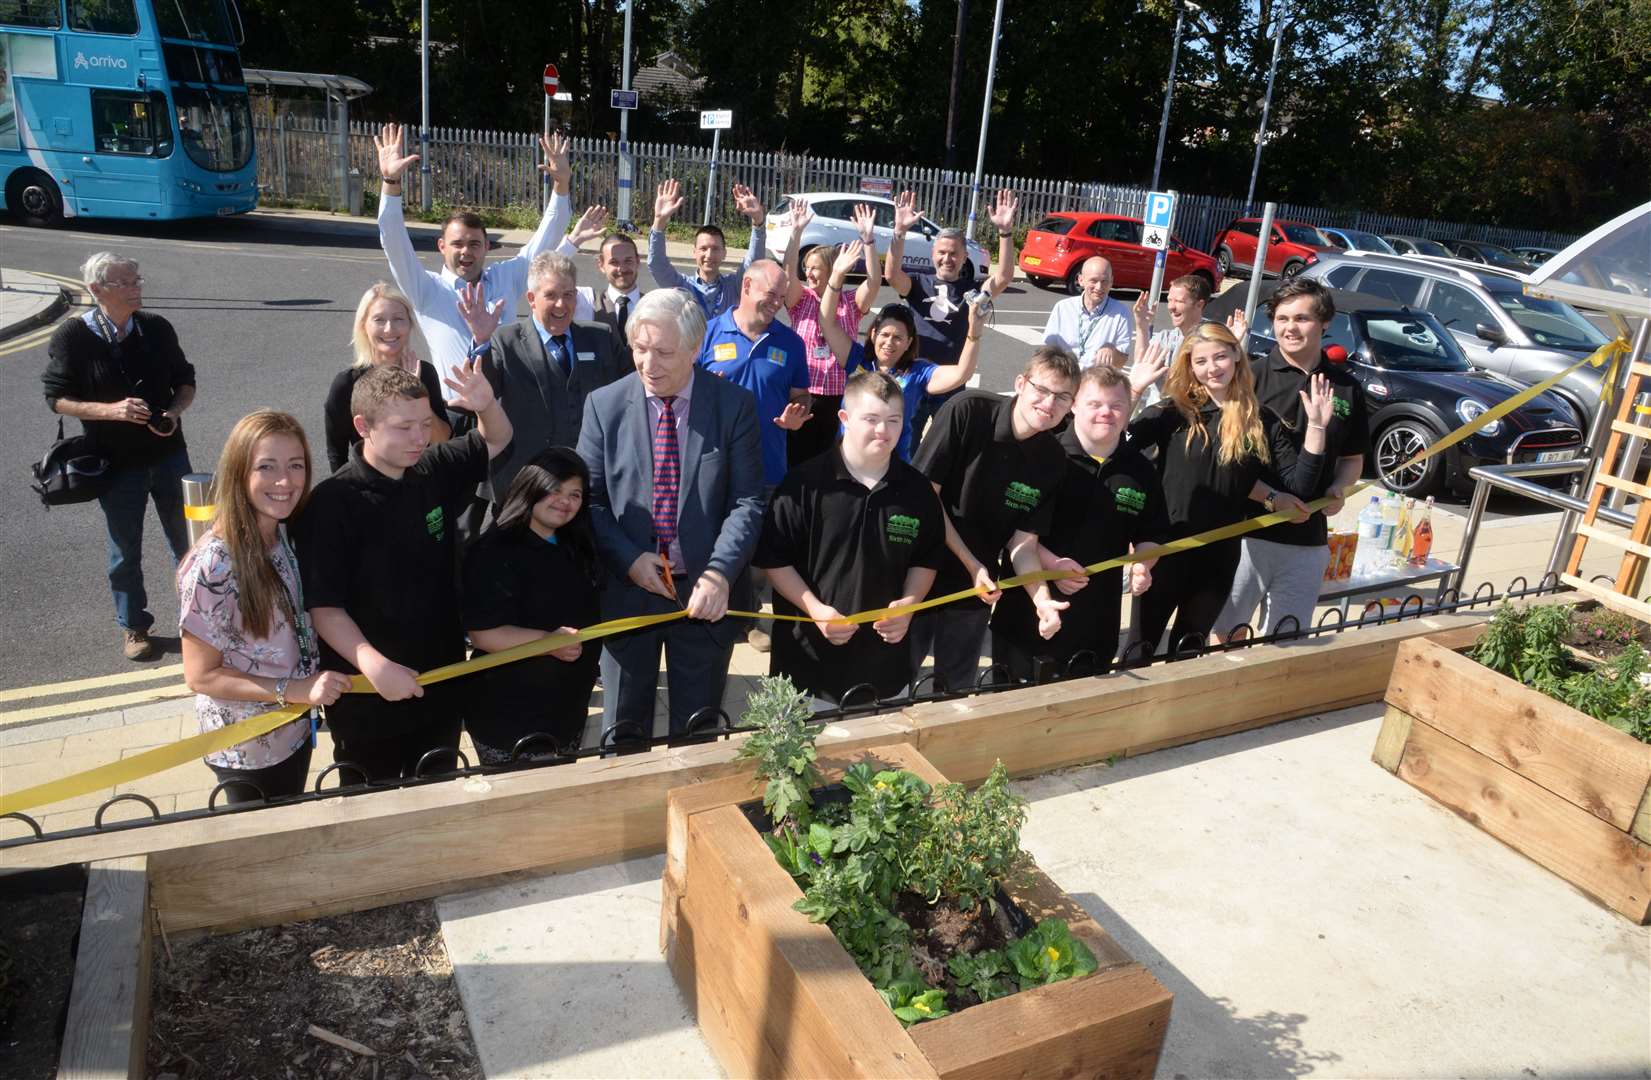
[1595,467,1651,500]
[1372,705,1414,773]
[57,855,151,1080]
[1397,720,1651,922]
[1633,786,1651,848]
[1560,574,1651,623]
[1576,522,1651,560]
[908,965,1170,1080]
[1385,638,1651,830]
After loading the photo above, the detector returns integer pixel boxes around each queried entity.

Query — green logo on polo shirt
[1004,481,1042,513]
[425,505,445,542]
[1332,396,1351,419]
[887,514,921,545]
[1115,486,1147,515]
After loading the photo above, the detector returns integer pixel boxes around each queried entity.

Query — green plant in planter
[906,761,1028,913]
[736,676,821,829]
[1006,919,1100,990]
[948,947,1014,1003]
[879,975,952,1026]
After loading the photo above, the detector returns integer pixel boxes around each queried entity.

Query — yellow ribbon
[1,338,1634,818]
[183,503,216,522]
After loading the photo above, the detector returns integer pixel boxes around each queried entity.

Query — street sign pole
[419,0,431,211]
[964,0,1006,242]
[1247,0,1287,209]
[703,128,722,224]
[617,0,635,229]
[1244,201,1277,329]
[541,63,560,210]
[1142,189,1178,304]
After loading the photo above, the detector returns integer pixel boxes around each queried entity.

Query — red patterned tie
[652,396,680,555]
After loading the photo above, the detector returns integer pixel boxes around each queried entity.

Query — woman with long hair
[815,241,980,462]
[322,283,451,471]
[1124,323,1334,657]
[461,448,601,763]
[177,411,352,802]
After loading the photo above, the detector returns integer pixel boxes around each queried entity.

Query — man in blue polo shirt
[699,258,810,649]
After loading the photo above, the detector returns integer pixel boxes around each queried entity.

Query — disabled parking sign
[1143,190,1176,251]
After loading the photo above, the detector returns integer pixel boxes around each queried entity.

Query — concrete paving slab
[0,268,70,339]
[435,854,722,1079]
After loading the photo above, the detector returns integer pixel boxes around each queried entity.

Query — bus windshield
[173,85,252,171]
[155,0,235,44]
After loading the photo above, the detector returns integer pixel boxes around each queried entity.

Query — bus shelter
[244,68,370,213]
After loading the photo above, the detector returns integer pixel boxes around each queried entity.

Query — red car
[1210,217,1334,280]
[1019,212,1222,295]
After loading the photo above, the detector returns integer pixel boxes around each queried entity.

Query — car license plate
[1536,450,1572,462]
[1024,256,1041,266]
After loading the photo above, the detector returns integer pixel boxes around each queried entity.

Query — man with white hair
[42,252,197,661]
[1042,256,1133,369]
[577,289,765,748]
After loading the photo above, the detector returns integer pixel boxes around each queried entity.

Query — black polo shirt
[755,448,945,702]
[991,432,1171,664]
[911,391,1065,596]
[1125,400,1322,540]
[1250,346,1370,546]
[298,431,490,743]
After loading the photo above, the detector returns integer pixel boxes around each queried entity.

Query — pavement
[431,701,1650,1079]
[0,268,71,342]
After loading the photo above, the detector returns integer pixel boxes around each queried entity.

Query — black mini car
[1211,288,1584,497]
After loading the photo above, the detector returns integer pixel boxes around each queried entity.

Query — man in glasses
[907,346,1080,692]
[43,252,196,661]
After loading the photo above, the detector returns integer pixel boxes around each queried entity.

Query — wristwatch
[1264,489,1278,512]
[274,676,291,708]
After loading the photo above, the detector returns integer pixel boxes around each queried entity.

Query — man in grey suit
[578,288,765,746]
[481,252,629,499]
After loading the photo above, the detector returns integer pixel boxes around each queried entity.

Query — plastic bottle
[1354,496,1383,577]
[1394,497,1414,564]
[1378,492,1402,567]
[1409,496,1435,566]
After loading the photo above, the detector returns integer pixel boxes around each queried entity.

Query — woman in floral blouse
[178,411,351,802]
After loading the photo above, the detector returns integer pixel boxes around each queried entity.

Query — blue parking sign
[1145,191,1176,230]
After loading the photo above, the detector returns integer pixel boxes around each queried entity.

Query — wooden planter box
[660,743,1172,1079]
[1376,637,1651,922]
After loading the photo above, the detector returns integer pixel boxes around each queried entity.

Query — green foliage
[1005,919,1099,991]
[736,676,821,829]
[905,761,1028,913]
[947,948,1014,1004]
[1471,604,1651,742]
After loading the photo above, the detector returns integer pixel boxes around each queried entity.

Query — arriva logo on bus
[73,52,130,71]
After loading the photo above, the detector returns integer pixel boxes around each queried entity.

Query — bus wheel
[7,170,64,228]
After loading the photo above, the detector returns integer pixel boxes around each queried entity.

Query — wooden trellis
[1564,357,1651,622]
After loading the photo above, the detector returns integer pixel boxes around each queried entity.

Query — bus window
[5,29,57,75]
[156,0,233,44]
[0,0,60,29]
[92,90,174,156]
[70,0,140,34]
[172,85,251,171]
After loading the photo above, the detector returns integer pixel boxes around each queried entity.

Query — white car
[765,192,991,279]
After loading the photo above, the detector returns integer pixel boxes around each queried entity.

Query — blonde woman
[1123,323,1333,655]
[178,411,352,802]
[323,283,451,471]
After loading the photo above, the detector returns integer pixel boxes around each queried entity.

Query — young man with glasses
[907,345,1081,692]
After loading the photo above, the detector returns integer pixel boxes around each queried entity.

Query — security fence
[253,118,1580,254]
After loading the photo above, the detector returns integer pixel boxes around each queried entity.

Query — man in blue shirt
[647,177,768,320]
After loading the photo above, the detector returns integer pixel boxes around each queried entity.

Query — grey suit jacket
[577,367,765,633]
[484,318,627,498]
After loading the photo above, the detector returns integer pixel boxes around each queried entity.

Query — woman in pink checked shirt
[780,197,884,467]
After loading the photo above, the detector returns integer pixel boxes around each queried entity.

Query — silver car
[764,192,991,279]
[1301,250,1611,425]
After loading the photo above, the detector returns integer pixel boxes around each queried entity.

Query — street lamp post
[616,0,636,230]
[419,0,431,211]
[1150,1,1196,192]
[1245,0,1286,209]
[964,0,1007,241]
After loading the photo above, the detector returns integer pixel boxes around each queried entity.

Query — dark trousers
[908,603,992,693]
[206,741,314,804]
[329,716,463,784]
[96,446,191,632]
[600,585,736,742]
[1132,538,1243,661]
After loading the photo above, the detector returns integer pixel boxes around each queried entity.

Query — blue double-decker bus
[0,0,256,225]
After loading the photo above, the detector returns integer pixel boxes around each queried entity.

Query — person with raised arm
[323,283,451,472]
[645,177,767,319]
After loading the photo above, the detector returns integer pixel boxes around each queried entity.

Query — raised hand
[732,182,765,224]
[537,131,571,188]
[774,400,810,430]
[652,178,684,229]
[1129,339,1171,397]
[1133,290,1156,335]
[455,281,502,345]
[789,196,814,234]
[893,190,923,235]
[988,188,1019,232]
[567,204,609,249]
[1226,308,1249,341]
[852,203,877,245]
[1300,372,1335,430]
[443,353,499,414]
[967,293,990,338]
[375,123,419,183]
[831,239,864,283]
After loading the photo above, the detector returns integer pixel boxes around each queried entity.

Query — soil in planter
[1566,606,1651,661]
[147,899,481,1080]
[893,890,1021,1009]
[0,864,88,1080]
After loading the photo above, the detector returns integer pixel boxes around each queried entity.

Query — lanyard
[273,527,316,674]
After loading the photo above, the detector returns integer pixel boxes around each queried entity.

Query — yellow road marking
[0,663,185,704]
[0,682,194,728]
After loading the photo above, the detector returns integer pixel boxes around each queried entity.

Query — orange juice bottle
[1409,497,1434,565]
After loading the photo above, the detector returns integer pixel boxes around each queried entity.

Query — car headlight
[1456,398,1502,437]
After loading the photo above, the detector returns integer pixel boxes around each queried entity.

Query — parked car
[1447,239,1537,273]
[1384,235,1454,257]
[1298,250,1611,425]
[1016,212,1221,295]
[1514,246,1560,267]
[1320,227,1398,255]
[1212,287,1583,497]
[1210,217,1334,280]
[765,193,991,280]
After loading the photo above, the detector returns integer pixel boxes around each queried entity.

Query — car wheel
[1375,419,1445,497]
[1216,246,1235,278]
[1065,263,1084,295]
[6,169,64,228]
[1281,258,1306,280]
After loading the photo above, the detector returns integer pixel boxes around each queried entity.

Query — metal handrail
[1452,459,1638,593]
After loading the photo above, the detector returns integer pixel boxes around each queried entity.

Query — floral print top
[177,528,315,769]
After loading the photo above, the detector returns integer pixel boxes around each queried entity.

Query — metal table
[1319,557,1461,617]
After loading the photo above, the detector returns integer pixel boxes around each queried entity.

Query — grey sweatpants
[1218,537,1331,639]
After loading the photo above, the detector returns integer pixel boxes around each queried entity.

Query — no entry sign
[543,64,559,96]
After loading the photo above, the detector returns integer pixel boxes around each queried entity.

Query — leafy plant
[1471,603,1526,679]
[878,976,952,1026]
[948,948,1014,1004]
[1005,919,1099,991]
[736,676,822,828]
[905,761,1028,913]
